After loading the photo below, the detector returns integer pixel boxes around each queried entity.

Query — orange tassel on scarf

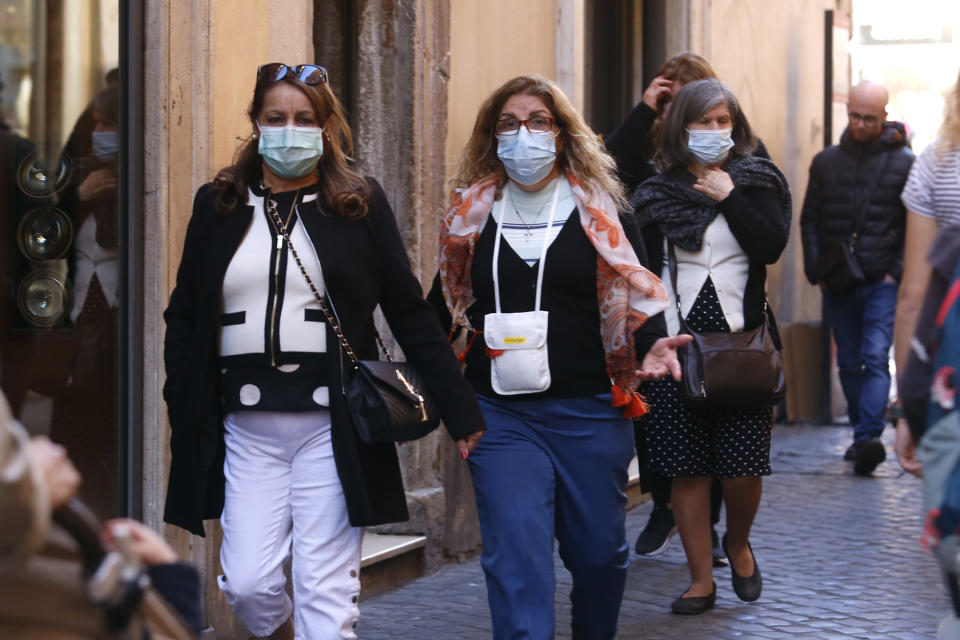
[611,385,649,418]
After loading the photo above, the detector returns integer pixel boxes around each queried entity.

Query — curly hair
[449,74,627,210]
[212,70,369,218]
[939,70,960,153]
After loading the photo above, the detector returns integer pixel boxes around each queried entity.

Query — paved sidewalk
[360,425,947,639]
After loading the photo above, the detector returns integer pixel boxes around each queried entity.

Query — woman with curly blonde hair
[895,73,960,376]
[429,74,690,639]
[895,72,960,473]
[450,75,628,208]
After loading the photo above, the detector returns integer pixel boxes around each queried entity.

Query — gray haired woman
[632,79,792,615]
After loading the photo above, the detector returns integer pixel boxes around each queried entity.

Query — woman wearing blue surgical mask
[428,74,690,639]
[162,63,485,639]
[43,83,122,519]
[632,79,792,614]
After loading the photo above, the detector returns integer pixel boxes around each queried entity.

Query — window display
[0,0,124,518]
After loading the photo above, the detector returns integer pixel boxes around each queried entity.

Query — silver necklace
[506,185,551,240]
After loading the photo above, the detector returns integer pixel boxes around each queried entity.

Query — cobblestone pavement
[360,425,947,639]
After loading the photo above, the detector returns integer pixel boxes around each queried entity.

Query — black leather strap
[848,150,891,241]
[667,239,780,346]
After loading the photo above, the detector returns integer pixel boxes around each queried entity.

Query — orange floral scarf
[438,172,669,417]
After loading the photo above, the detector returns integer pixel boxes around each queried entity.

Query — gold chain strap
[266,198,392,365]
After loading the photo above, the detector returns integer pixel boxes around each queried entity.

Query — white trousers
[218,411,363,640]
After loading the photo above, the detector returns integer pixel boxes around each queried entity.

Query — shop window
[0,0,130,519]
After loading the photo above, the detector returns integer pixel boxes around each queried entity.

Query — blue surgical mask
[685,128,734,165]
[257,124,325,179]
[496,126,557,185]
[91,130,119,163]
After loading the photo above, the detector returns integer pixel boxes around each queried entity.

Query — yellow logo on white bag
[504,337,526,344]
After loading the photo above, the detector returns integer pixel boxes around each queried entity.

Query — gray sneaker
[635,505,677,556]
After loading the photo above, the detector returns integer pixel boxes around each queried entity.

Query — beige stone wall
[143,0,314,633]
[446,0,560,176]
[686,0,835,325]
[682,0,852,420]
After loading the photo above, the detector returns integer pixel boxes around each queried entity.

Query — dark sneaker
[844,443,858,461]
[635,505,677,556]
[711,527,728,567]
[853,438,887,476]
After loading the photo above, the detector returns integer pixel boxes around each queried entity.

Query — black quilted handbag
[343,359,440,443]
[268,199,441,444]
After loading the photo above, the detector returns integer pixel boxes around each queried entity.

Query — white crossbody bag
[483,181,560,395]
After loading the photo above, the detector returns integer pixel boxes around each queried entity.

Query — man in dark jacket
[800,80,914,476]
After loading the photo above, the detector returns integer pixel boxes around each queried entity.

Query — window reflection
[0,0,122,518]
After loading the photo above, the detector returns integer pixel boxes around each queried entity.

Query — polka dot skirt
[642,277,773,479]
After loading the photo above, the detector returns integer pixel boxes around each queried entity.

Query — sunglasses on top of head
[257,63,329,86]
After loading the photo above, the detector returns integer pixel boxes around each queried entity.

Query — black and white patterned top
[218,182,331,414]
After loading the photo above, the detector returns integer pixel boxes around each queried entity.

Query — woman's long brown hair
[211,72,369,218]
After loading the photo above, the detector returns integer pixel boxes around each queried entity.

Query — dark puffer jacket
[800,122,915,284]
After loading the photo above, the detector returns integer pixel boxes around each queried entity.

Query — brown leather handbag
[668,243,786,410]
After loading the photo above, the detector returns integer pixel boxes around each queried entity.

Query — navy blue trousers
[824,279,897,443]
[469,394,634,640]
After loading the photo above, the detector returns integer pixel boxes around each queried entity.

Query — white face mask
[496,126,557,185]
[257,123,325,179]
[685,128,735,165]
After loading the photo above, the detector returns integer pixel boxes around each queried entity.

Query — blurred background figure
[0,70,48,416]
[897,70,960,377]
[0,380,80,558]
[1,62,123,520]
[48,80,122,518]
[896,70,960,474]
[800,80,914,476]
[0,380,201,635]
[606,52,727,193]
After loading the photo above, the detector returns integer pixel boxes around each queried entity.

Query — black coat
[163,179,485,536]
[800,123,915,284]
[605,102,659,192]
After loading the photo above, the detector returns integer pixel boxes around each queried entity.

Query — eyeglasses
[495,116,556,136]
[257,63,328,86]
[848,111,880,127]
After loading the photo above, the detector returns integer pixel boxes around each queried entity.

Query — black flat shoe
[722,534,762,602]
[670,582,717,615]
